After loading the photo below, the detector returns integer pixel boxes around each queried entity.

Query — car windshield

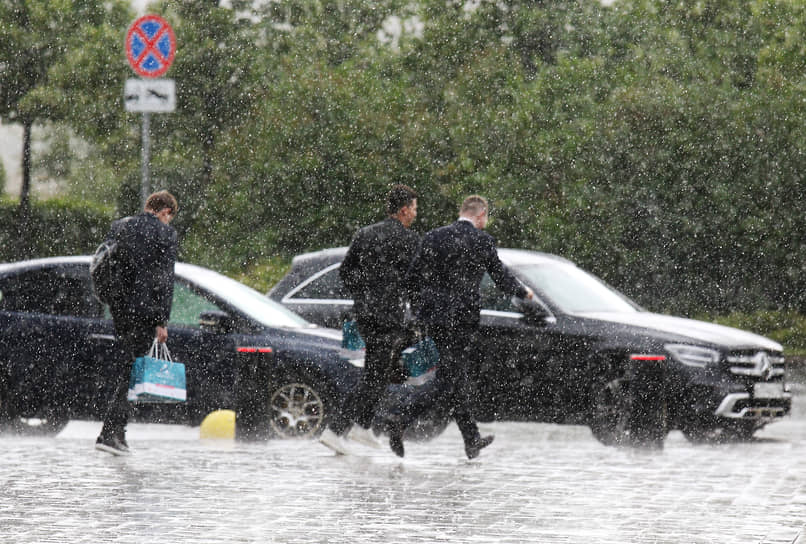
[180,266,314,329]
[513,262,639,314]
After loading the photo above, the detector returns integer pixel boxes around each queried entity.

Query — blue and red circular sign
[125,15,176,78]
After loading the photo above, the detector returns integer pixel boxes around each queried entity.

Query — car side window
[480,273,519,312]
[291,265,350,300]
[170,281,222,327]
[0,267,102,318]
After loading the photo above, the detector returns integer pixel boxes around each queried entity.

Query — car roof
[497,248,573,267]
[0,256,221,281]
[290,247,349,267]
[288,246,572,268]
[0,255,93,274]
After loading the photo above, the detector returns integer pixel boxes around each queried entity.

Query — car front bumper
[714,390,792,421]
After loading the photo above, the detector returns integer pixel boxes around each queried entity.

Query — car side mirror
[199,310,233,333]
[511,296,556,325]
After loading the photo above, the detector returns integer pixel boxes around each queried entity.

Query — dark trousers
[99,321,153,439]
[334,321,410,434]
[395,325,481,446]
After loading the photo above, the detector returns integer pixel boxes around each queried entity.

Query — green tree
[0,0,123,210]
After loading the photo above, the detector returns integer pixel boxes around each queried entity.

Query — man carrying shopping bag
[95,191,178,456]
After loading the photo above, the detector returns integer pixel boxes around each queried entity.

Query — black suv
[270,247,792,443]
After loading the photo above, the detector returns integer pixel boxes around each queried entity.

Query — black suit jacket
[107,212,177,329]
[340,217,420,329]
[408,220,527,328]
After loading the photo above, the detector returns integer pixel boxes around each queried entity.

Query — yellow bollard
[199,409,236,440]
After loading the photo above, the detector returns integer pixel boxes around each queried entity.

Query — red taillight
[630,354,666,361]
[236,347,273,354]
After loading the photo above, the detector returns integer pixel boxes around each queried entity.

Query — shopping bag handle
[148,338,173,362]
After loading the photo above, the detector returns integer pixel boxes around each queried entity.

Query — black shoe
[389,426,405,458]
[95,435,131,456]
[465,435,494,459]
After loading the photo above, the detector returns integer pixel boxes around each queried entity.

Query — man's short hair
[460,195,488,217]
[145,191,178,214]
[387,184,418,215]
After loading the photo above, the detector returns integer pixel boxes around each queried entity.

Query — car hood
[579,312,783,352]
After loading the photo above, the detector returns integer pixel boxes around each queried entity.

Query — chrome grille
[726,351,785,379]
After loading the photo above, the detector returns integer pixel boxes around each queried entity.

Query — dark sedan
[270,247,792,444]
[0,256,365,438]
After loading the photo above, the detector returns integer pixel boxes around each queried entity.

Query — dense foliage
[0,197,112,261]
[2,0,805,320]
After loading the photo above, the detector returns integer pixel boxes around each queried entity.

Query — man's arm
[339,230,366,295]
[483,236,532,299]
[153,230,177,327]
[404,239,425,312]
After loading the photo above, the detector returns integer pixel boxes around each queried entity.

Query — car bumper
[714,390,792,421]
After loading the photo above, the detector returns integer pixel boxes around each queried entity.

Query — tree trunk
[20,119,32,211]
[17,119,33,258]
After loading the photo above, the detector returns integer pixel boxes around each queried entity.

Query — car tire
[589,375,631,446]
[0,374,69,435]
[589,373,667,447]
[373,383,450,441]
[267,374,332,439]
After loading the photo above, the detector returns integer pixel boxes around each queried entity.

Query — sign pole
[141,112,151,208]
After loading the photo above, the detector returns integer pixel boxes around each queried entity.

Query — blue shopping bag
[342,320,366,350]
[401,337,439,378]
[128,340,186,403]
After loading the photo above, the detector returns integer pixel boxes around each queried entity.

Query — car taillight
[236,347,273,353]
[630,354,666,361]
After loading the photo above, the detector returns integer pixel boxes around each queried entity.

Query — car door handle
[89,333,116,342]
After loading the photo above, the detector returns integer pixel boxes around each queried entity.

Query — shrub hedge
[0,197,113,262]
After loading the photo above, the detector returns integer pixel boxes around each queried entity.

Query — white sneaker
[319,428,351,455]
[346,425,382,449]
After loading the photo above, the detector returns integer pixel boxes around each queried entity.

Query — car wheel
[373,383,450,441]
[589,376,631,446]
[0,376,68,435]
[590,370,668,448]
[18,410,69,435]
[268,377,330,439]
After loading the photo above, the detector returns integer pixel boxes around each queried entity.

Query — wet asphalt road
[1,391,805,544]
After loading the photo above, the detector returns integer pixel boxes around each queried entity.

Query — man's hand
[524,287,534,300]
[156,325,168,343]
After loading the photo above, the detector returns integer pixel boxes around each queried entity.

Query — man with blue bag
[93,191,178,456]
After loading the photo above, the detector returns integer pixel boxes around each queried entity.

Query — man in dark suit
[389,195,533,459]
[95,191,178,456]
[319,184,420,453]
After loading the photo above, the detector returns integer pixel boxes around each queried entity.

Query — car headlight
[665,344,720,368]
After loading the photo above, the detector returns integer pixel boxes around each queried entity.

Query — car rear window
[290,265,350,300]
[0,267,102,318]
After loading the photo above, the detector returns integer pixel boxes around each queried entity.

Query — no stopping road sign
[125,14,176,78]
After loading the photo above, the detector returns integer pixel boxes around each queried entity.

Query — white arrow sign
[124,78,175,113]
